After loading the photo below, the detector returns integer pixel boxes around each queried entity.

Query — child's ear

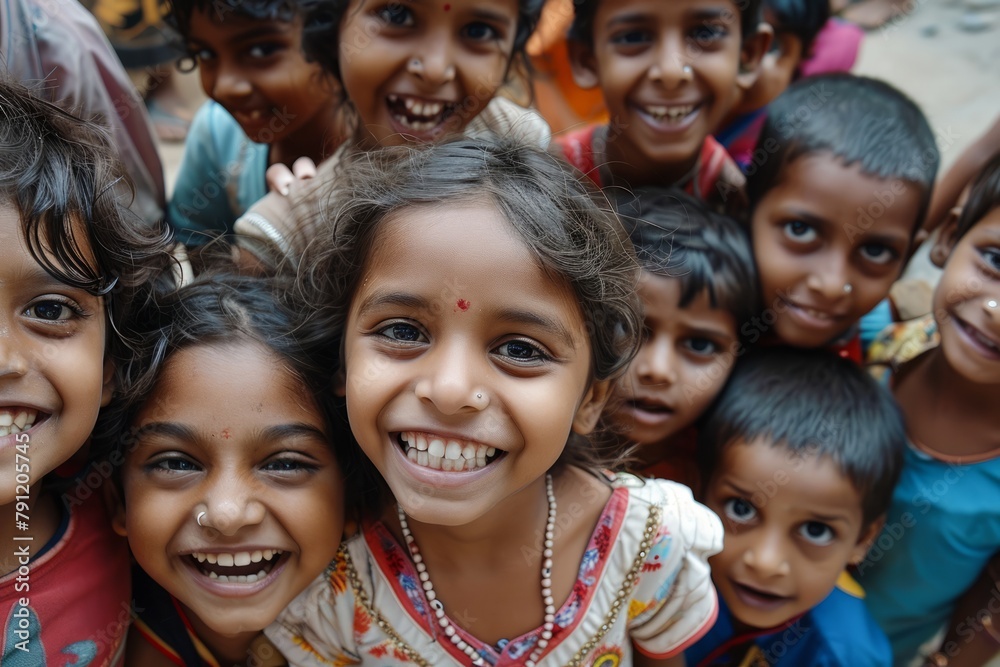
[572,379,612,435]
[567,39,601,90]
[930,206,963,268]
[736,22,774,91]
[101,359,115,408]
[332,367,347,398]
[105,482,128,538]
[849,516,884,566]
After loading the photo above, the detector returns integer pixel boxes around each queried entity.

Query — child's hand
[233,156,329,266]
[266,157,318,196]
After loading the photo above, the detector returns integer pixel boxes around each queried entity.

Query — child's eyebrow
[777,208,829,227]
[858,230,911,247]
[687,7,733,23]
[260,423,330,445]
[134,422,328,446]
[467,7,516,26]
[229,24,291,44]
[134,421,196,443]
[683,323,736,340]
[802,510,854,525]
[493,307,577,350]
[605,13,648,28]
[357,291,431,316]
[718,479,756,498]
[6,264,95,295]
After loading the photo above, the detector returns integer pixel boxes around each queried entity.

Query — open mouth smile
[954,316,1000,359]
[732,580,792,610]
[187,549,286,584]
[387,94,457,133]
[639,103,698,124]
[781,298,846,328]
[396,431,502,472]
[0,408,44,438]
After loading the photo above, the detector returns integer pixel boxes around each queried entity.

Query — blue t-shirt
[857,442,1000,663]
[863,316,1000,664]
[686,575,891,666]
[166,100,269,245]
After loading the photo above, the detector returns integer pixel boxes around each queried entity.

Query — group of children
[1,0,998,665]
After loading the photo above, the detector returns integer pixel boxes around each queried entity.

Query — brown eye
[26,301,74,321]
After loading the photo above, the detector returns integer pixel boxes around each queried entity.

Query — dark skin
[894,224,1000,460]
[923,554,1000,667]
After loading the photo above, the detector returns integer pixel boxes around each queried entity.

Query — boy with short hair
[687,346,904,666]
[608,188,758,490]
[745,74,939,359]
[561,0,771,211]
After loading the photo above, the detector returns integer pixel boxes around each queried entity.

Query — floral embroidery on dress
[291,635,360,666]
[379,530,431,622]
[328,551,349,596]
[589,645,624,667]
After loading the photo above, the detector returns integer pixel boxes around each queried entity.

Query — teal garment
[167,100,269,245]
[858,436,1000,664]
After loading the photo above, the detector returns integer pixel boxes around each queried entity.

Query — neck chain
[397,473,557,667]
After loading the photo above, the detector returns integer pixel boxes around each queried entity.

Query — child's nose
[648,36,692,88]
[406,39,457,88]
[742,530,791,578]
[984,296,1000,321]
[198,480,266,537]
[637,336,679,386]
[413,341,488,416]
[805,256,852,302]
[209,66,253,106]
[0,325,28,378]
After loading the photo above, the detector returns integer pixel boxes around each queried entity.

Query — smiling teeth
[645,104,695,122]
[798,305,833,321]
[404,97,443,117]
[0,409,38,437]
[967,323,1000,352]
[207,569,269,583]
[192,549,282,566]
[388,94,445,119]
[400,432,498,471]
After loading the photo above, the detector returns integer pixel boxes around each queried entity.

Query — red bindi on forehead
[443,3,451,10]
[456,299,470,311]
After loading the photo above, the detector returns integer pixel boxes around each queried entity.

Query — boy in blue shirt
[687,347,905,666]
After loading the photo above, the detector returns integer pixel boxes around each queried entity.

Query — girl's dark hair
[167,0,303,39]
[953,151,1000,242]
[617,187,760,341]
[301,0,544,84]
[92,273,378,521]
[302,137,642,477]
[0,77,173,368]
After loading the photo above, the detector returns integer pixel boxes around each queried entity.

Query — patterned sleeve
[265,547,362,667]
[627,480,724,658]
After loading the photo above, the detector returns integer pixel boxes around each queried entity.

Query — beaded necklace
[396,473,557,666]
